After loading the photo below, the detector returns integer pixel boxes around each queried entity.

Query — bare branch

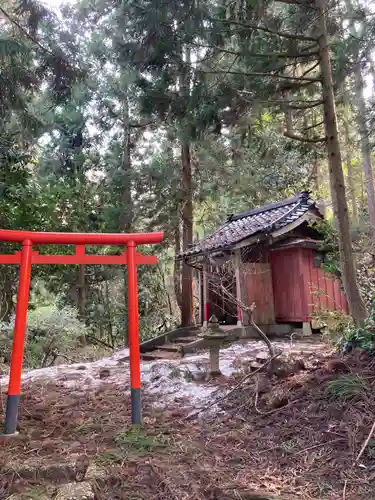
[218,19,318,42]
[288,100,324,109]
[354,420,375,466]
[184,352,281,420]
[301,61,320,76]
[249,303,274,357]
[0,6,78,72]
[275,0,317,8]
[284,132,326,143]
[303,120,324,131]
[202,70,320,82]
[204,261,276,359]
[0,6,54,56]
[199,45,319,59]
[237,94,324,109]
[129,120,155,128]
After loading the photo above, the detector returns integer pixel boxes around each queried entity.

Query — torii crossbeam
[0,229,163,435]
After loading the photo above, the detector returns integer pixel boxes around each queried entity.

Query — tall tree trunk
[343,113,358,224]
[179,46,194,327]
[316,0,367,325]
[121,89,133,345]
[283,91,293,135]
[77,264,86,319]
[181,141,194,326]
[166,138,182,317]
[104,280,115,347]
[315,160,328,218]
[173,215,182,314]
[344,0,375,243]
[354,66,375,241]
[74,184,87,332]
[120,88,133,233]
[308,110,326,216]
[1,271,14,323]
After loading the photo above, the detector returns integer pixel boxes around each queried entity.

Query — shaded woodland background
[2,0,375,366]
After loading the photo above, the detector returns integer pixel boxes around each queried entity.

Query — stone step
[56,482,94,500]
[141,350,181,361]
[8,482,94,500]
[158,344,181,352]
[173,336,198,344]
[256,351,270,363]
[250,361,264,371]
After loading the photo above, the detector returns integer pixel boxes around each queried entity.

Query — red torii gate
[0,229,163,436]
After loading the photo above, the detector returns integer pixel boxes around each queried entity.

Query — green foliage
[314,220,340,276]
[326,374,369,401]
[280,439,299,453]
[344,300,375,353]
[1,0,374,359]
[314,309,353,346]
[115,425,169,454]
[316,299,375,355]
[0,305,87,368]
[315,218,375,314]
[367,440,375,459]
[95,450,124,466]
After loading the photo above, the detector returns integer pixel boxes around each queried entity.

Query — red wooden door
[242,262,276,324]
[270,248,309,322]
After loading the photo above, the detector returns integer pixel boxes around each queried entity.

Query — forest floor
[0,338,375,500]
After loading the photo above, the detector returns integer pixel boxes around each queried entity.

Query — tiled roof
[271,237,320,250]
[181,191,319,258]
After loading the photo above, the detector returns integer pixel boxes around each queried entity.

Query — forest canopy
[1,0,375,356]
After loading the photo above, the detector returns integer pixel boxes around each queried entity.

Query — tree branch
[238,93,322,101]
[249,303,274,357]
[237,93,324,108]
[0,6,54,56]
[275,0,317,8]
[0,5,79,74]
[303,120,324,131]
[239,95,324,108]
[288,100,324,109]
[217,19,318,42]
[284,132,326,143]
[129,120,155,128]
[184,352,281,421]
[202,70,320,82]
[199,45,319,59]
[86,335,115,350]
[279,79,320,91]
[301,60,320,76]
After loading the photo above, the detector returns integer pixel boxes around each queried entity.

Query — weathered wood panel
[270,248,308,322]
[303,248,348,316]
[270,247,348,322]
[242,263,275,324]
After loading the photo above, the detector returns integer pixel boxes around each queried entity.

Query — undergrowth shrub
[346,300,375,353]
[313,309,353,345]
[314,301,375,354]
[115,425,169,454]
[0,305,87,368]
[327,374,369,401]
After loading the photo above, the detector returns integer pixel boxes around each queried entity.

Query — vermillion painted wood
[270,247,348,322]
[0,229,163,434]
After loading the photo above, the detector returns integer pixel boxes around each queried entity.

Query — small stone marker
[302,321,312,336]
[55,482,94,500]
[203,315,228,377]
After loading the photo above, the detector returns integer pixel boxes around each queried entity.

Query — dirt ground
[1,340,375,500]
